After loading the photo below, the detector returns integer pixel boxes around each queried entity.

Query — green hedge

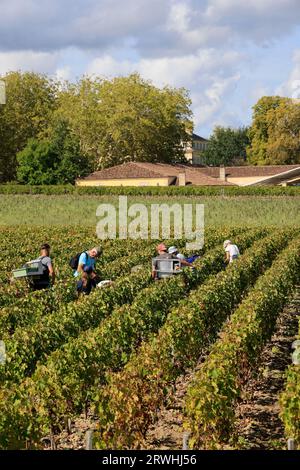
[0,184,300,196]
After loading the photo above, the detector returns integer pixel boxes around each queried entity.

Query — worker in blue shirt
[74,246,102,295]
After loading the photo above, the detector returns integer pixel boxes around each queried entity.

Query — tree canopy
[247,96,300,165]
[16,119,91,185]
[0,72,193,183]
[55,73,192,169]
[203,126,250,166]
[0,71,58,182]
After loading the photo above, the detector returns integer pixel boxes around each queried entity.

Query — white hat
[168,246,178,254]
[223,240,231,249]
[177,253,185,260]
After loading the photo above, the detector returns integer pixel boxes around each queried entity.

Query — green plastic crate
[12,261,43,279]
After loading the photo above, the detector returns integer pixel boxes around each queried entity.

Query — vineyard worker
[30,243,55,290]
[168,246,194,267]
[74,246,102,295]
[152,243,173,279]
[223,240,240,264]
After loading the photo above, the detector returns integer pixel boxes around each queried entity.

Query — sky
[0,0,300,137]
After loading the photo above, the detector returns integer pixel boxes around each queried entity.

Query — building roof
[78,162,235,186]
[81,162,167,180]
[78,162,300,187]
[240,166,300,186]
[200,165,300,178]
[192,133,209,142]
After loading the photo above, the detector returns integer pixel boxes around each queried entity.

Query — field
[0,194,300,226]
[0,193,300,450]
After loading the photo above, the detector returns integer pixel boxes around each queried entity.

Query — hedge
[0,184,300,197]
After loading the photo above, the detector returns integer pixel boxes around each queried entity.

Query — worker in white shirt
[223,240,240,264]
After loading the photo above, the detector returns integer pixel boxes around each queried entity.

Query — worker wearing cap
[152,243,173,279]
[75,246,102,295]
[223,240,240,264]
[168,246,194,267]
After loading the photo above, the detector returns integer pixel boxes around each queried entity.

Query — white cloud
[0,50,60,75]
[0,0,299,135]
[0,0,299,53]
[204,0,300,43]
[54,66,72,82]
[164,1,230,53]
[86,48,242,133]
[87,55,134,78]
[192,73,241,128]
[276,49,300,99]
[0,0,169,52]
[87,48,243,86]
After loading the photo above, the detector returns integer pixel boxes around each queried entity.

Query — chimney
[178,172,186,186]
[219,165,226,182]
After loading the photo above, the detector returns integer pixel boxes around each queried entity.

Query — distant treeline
[0,71,192,184]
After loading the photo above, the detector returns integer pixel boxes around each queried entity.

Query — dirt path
[144,353,209,450]
[144,287,300,450]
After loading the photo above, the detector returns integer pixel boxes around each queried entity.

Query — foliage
[247,96,300,165]
[266,101,300,164]
[279,318,300,445]
[1,184,300,196]
[16,120,91,184]
[0,227,242,447]
[0,71,58,182]
[91,229,286,449]
[0,225,300,450]
[185,238,300,449]
[203,126,250,166]
[0,72,192,182]
[55,73,192,168]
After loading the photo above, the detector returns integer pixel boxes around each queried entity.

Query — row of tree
[0,72,192,183]
[0,71,299,184]
[203,96,300,166]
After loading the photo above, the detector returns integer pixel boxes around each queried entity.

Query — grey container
[12,260,44,279]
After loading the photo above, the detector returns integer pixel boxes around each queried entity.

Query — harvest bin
[12,261,44,279]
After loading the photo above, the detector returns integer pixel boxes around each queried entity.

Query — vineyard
[0,225,299,450]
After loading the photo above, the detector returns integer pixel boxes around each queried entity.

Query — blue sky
[0,0,300,137]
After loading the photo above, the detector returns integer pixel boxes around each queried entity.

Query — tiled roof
[200,165,300,178]
[192,133,209,142]
[79,162,235,186]
[81,162,165,180]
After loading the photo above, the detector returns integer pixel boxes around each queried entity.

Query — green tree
[265,100,300,164]
[0,71,58,181]
[16,119,90,184]
[203,126,250,166]
[247,96,287,164]
[55,73,193,169]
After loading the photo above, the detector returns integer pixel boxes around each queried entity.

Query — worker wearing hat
[151,243,173,279]
[223,240,240,264]
[168,246,194,267]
